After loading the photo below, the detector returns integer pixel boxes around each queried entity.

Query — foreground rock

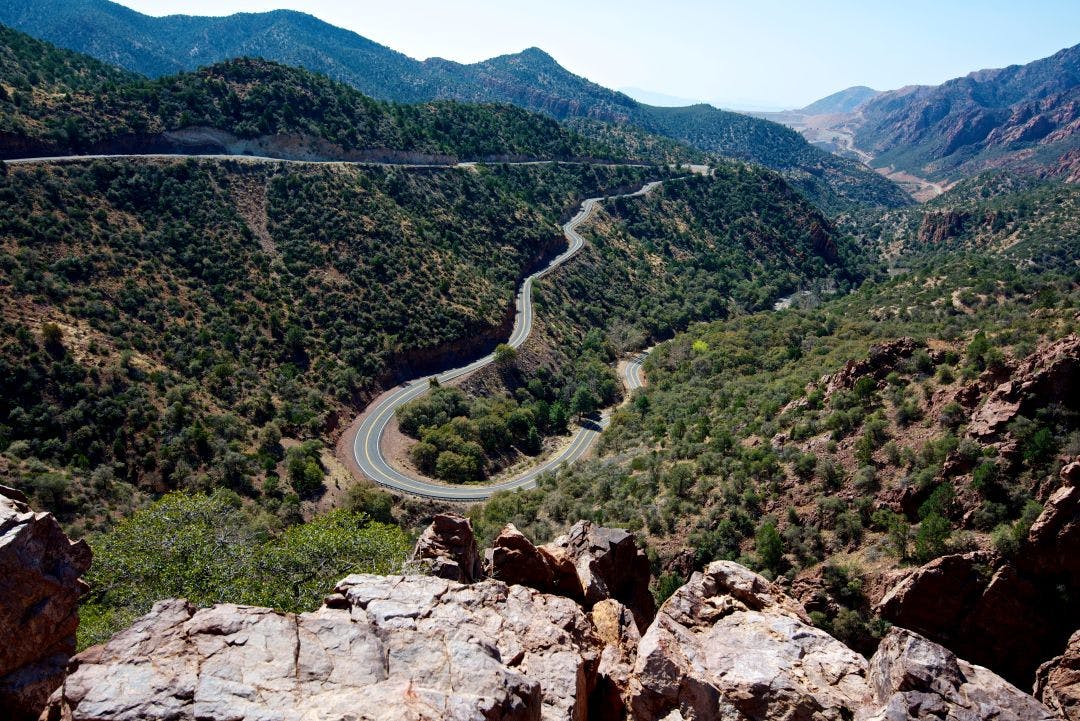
[487,521,656,633]
[0,486,91,721]
[627,561,871,720]
[868,628,1055,721]
[45,574,600,721]
[411,512,484,582]
[1035,630,1080,721]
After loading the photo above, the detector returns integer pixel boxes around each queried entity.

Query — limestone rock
[627,561,871,721]
[0,485,91,720]
[1035,630,1080,721]
[866,627,1055,721]
[412,513,483,582]
[45,574,601,721]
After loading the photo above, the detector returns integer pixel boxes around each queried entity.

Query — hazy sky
[113,0,1080,109]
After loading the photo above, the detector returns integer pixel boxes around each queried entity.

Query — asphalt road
[350,182,662,501]
[4,149,664,501]
[623,350,650,392]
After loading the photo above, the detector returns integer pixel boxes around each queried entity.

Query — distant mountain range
[852,43,1080,181]
[758,47,1080,184]
[799,86,880,115]
[0,0,910,213]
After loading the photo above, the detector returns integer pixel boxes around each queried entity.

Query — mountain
[853,43,1080,181]
[0,28,629,164]
[799,86,880,115]
[0,0,910,213]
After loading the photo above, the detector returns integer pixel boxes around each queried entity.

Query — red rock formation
[1036,630,1080,721]
[0,486,92,720]
[410,512,483,582]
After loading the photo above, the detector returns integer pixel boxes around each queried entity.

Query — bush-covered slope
[0,158,660,530]
[407,163,863,485]
[472,177,1080,649]
[0,48,625,162]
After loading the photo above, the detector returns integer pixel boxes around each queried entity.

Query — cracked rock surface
[45,574,600,721]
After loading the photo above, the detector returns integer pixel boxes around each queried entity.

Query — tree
[914,513,951,562]
[41,322,64,355]
[493,343,517,367]
[571,385,598,419]
[755,520,783,573]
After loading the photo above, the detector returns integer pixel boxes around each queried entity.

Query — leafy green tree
[493,343,517,367]
[914,512,951,562]
[571,385,599,419]
[755,519,783,573]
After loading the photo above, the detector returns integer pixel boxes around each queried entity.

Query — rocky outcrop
[824,337,928,396]
[627,561,873,720]
[486,523,557,589]
[878,465,1080,686]
[868,627,1055,721]
[969,334,1080,438]
[486,521,656,633]
[46,574,601,721]
[1036,630,1080,721]
[626,561,1051,720]
[411,513,484,582]
[546,521,657,633]
[0,485,92,721]
[43,555,1055,721]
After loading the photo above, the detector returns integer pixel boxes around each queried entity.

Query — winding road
[4,150,661,501]
[350,182,662,501]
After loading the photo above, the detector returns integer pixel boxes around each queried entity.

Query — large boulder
[1035,630,1080,721]
[486,523,555,589]
[627,561,872,720]
[867,627,1055,721]
[411,513,484,582]
[45,574,601,721]
[486,521,656,633]
[0,485,91,720]
[545,521,657,632]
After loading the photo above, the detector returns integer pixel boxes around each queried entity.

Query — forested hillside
[472,175,1080,664]
[0,158,661,530]
[0,8,912,214]
[0,27,625,163]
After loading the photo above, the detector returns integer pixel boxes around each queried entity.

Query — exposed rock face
[46,574,601,721]
[486,521,656,633]
[969,334,1080,438]
[546,521,657,633]
[486,523,555,589]
[878,466,1080,686]
[824,338,926,396]
[867,628,1055,721]
[0,485,91,721]
[43,555,1055,721]
[1035,630,1080,721]
[627,561,872,720]
[411,512,484,582]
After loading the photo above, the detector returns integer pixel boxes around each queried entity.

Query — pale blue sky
[113,0,1080,109]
